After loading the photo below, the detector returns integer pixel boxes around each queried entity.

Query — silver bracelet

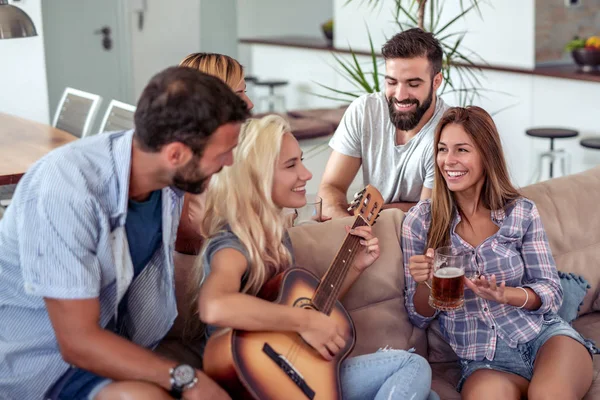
[516,287,529,309]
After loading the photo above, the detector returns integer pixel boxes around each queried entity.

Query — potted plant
[321,19,333,46]
[315,0,491,107]
[566,35,600,72]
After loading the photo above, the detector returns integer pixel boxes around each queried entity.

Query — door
[42,0,133,133]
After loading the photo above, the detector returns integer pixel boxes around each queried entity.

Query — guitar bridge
[262,343,315,400]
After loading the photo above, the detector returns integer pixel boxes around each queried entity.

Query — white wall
[249,45,340,110]
[200,0,238,58]
[237,0,333,38]
[129,0,201,100]
[531,76,600,179]
[334,0,536,69]
[434,0,535,69]
[237,0,333,72]
[0,0,49,123]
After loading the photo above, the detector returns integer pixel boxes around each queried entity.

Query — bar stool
[580,137,600,151]
[243,75,259,108]
[254,80,288,113]
[527,127,579,182]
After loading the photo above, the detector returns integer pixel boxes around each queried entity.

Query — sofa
[286,166,600,399]
[159,166,600,399]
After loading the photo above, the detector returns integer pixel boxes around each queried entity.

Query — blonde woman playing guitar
[183,115,437,400]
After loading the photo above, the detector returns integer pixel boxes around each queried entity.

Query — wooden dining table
[0,112,77,186]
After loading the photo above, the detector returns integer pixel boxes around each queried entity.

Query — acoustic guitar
[203,185,384,400]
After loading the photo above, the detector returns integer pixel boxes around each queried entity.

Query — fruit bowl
[571,48,600,72]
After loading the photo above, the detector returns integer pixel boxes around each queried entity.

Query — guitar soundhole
[293,297,317,310]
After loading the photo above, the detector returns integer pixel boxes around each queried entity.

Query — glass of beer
[428,246,470,311]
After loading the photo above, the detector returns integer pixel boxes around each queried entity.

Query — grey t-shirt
[329,92,449,203]
[200,228,295,341]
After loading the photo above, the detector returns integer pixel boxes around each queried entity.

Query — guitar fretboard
[312,216,369,315]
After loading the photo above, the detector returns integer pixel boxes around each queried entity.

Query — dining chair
[97,99,136,135]
[52,87,102,138]
[0,185,11,214]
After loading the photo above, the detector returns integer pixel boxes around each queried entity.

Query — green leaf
[429,0,435,32]
[329,59,369,92]
[445,33,465,60]
[437,30,469,44]
[313,81,360,97]
[490,102,519,117]
[395,1,419,26]
[348,47,375,93]
[432,0,444,32]
[313,82,361,99]
[331,52,370,92]
[367,28,380,92]
[434,1,479,36]
[457,0,484,18]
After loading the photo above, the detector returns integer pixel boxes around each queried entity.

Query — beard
[387,84,434,131]
[172,156,218,194]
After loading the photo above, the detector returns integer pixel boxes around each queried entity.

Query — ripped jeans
[340,348,439,400]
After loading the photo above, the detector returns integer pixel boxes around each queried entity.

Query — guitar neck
[312,216,368,315]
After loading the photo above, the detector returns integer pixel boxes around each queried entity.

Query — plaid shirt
[402,198,562,361]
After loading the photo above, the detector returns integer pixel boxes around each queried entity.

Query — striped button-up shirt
[402,198,562,361]
[0,130,182,399]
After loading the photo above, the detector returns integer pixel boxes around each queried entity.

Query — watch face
[173,364,195,386]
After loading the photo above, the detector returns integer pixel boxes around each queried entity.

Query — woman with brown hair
[403,106,594,399]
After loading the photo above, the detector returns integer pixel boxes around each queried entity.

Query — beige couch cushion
[288,209,428,358]
[520,166,600,316]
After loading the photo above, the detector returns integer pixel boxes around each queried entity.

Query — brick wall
[536,0,600,63]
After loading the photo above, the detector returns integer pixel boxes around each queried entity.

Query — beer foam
[434,267,464,278]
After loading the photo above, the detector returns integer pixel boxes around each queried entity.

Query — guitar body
[203,268,356,400]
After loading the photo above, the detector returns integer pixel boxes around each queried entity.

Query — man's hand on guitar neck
[299,309,347,361]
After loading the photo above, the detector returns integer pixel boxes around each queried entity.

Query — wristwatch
[169,364,198,399]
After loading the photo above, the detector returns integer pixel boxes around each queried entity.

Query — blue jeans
[46,367,111,400]
[341,348,438,400]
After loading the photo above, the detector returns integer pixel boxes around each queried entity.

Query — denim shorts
[457,314,596,392]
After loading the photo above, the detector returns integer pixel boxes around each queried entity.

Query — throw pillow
[557,271,590,323]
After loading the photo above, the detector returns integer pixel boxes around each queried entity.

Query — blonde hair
[179,52,244,90]
[427,106,521,250]
[185,115,294,339]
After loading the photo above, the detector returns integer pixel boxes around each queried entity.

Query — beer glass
[428,246,470,311]
[293,195,322,226]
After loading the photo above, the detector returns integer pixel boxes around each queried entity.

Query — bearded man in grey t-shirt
[319,28,450,218]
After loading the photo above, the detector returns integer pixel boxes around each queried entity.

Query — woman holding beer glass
[402,106,593,399]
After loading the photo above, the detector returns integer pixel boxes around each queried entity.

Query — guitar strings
[320,236,363,314]
[315,217,367,313]
[284,233,365,365]
[284,216,372,365]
